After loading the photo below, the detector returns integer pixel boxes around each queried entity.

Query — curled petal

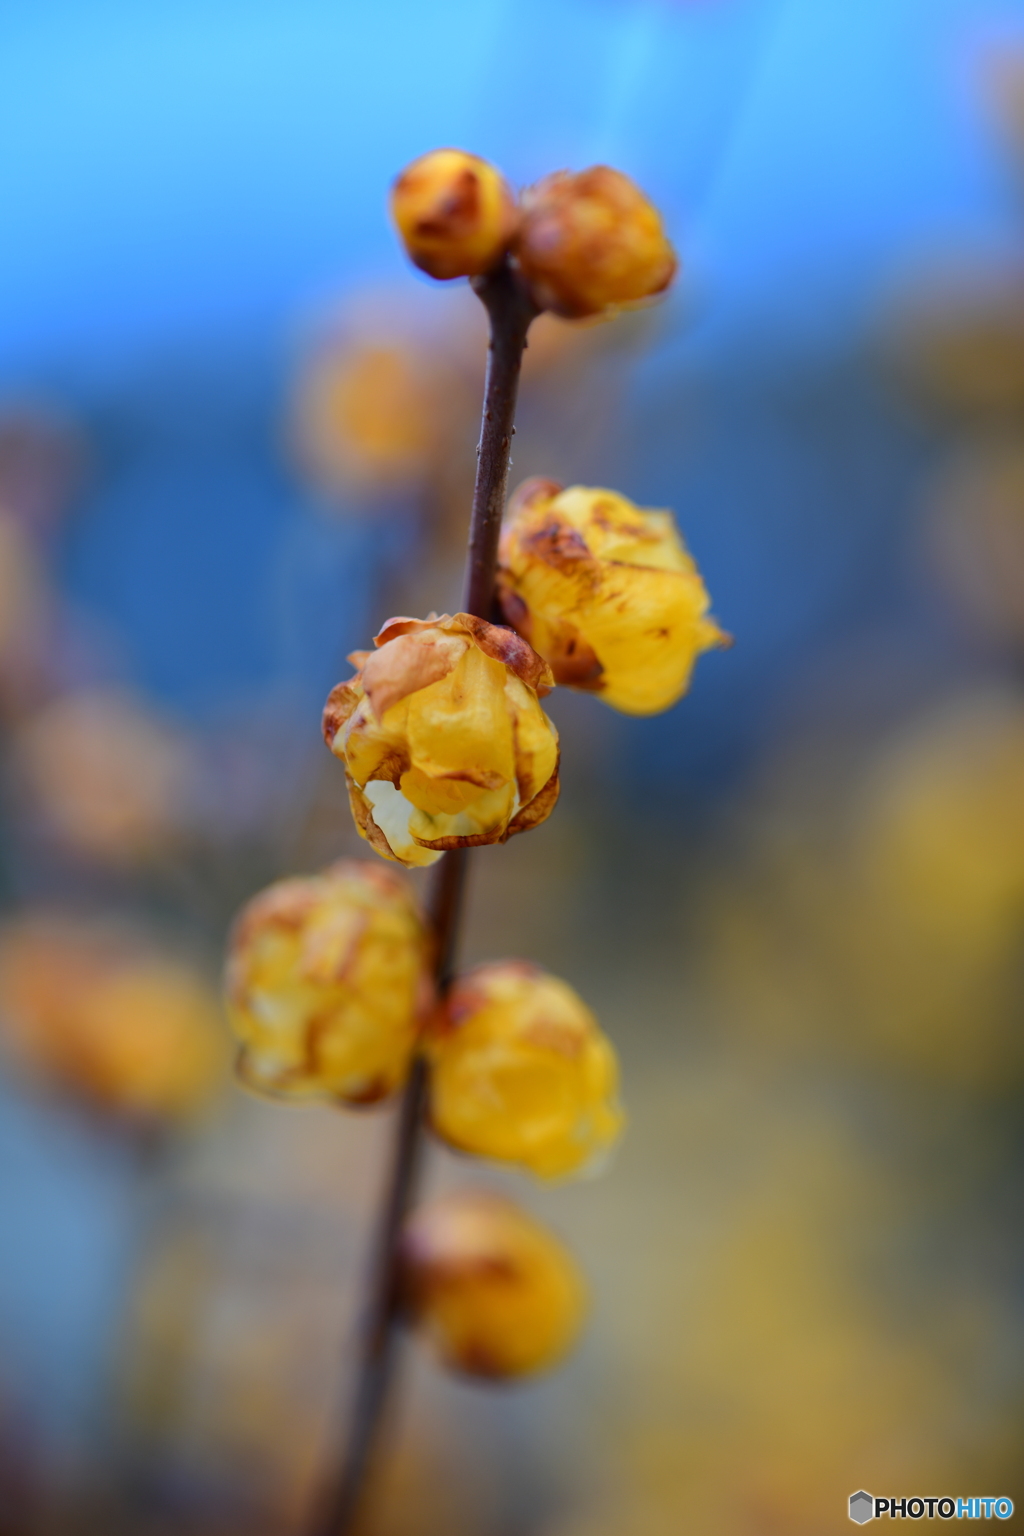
[375,612,553,697]
[322,679,361,748]
[507,755,561,838]
[361,628,467,719]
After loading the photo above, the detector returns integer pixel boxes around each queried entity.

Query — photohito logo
[849,1492,1015,1522]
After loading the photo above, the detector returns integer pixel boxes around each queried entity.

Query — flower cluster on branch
[225,147,725,1411]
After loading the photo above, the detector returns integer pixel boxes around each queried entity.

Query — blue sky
[4,0,1024,373]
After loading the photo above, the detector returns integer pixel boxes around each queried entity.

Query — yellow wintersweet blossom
[390,149,519,281]
[425,960,623,1178]
[225,861,430,1105]
[323,614,560,868]
[0,916,224,1121]
[514,166,677,319]
[497,480,728,716]
[400,1191,587,1379]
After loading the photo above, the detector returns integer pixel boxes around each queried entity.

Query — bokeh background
[3,1,1024,1531]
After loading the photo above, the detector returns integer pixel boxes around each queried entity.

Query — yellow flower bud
[425,960,623,1178]
[390,149,519,281]
[225,861,430,1105]
[0,916,224,1122]
[497,479,728,716]
[513,166,677,319]
[400,1191,587,1379]
[323,614,560,868]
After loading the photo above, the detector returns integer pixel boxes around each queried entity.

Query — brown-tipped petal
[541,623,605,689]
[373,614,442,646]
[322,679,362,747]
[375,612,553,695]
[506,477,563,519]
[360,628,466,719]
[517,516,600,583]
[450,613,555,697]
[506,757,561,838]
[346,777,408,863]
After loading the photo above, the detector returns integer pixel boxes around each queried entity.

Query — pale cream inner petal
[363,780,442,867]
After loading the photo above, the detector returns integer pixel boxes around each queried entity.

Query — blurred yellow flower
[14,689,194,865]
[887,278,1024,420]
[498,480,727,715]
[292,338,442,497]
[390,149,519,281]
[425,960,623,1178]
[323,613,559,868]
[858,690,1024,952]
[0,915,224,1121]
[225,860,430,1105]
[702,689,1024,1088]
[514,166,677,319]
[400,1191,587,1379]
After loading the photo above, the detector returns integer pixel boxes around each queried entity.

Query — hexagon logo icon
[849,1491,874,1523]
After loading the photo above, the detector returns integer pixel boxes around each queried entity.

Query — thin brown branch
[308,257,536,1536]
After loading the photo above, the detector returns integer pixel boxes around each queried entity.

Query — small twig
[309,258,537,1536]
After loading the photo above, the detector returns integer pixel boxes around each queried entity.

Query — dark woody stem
[310,258,537,1536]
[462,260,540,618]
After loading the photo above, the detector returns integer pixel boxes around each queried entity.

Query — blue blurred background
[3,2,1024,1532]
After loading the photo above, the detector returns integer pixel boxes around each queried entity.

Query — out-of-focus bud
[497,480,727,716]
[14,690,194,865]
[0,916,224,1122]
[225,861,430,1104]
[323,614,559,868]
[391,150,519,281]
[292,338,442,498]
[400,1191,587,1379]
[514,167,676,319]
[425,961,623,1179]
